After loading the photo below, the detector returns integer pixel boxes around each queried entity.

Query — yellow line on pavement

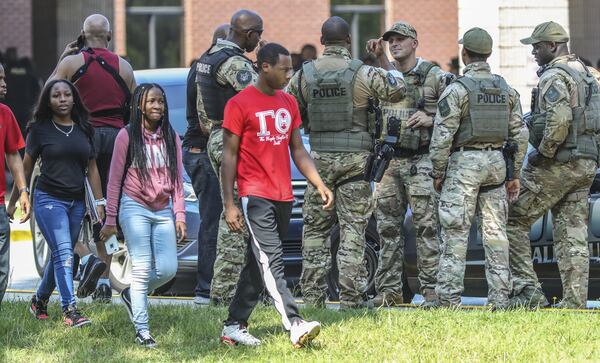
[10,230,31,242]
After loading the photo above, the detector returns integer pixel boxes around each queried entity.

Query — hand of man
[18,192,31,223]
[365,38,385,57]
[407,111,433,129]
[176,221,187,242]
[506,179,521,203]
[99,225,118,242]
[224,205,245,233]
[433,178,444,193]
[59,40,79,61]
[317,184,334,210]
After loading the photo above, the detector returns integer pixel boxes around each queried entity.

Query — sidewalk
[10,218,31,242]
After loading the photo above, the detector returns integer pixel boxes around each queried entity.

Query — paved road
[7,236,600,309]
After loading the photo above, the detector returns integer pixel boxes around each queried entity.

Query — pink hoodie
[105,126,185,226]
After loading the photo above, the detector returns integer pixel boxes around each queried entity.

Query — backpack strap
[71,49,132,123]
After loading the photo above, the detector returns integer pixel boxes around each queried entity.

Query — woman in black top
[9,79,104,327]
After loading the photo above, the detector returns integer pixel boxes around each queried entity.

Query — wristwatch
[19,187,29,194]
[95,198,107,206]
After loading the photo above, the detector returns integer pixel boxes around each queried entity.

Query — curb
[10,229,31,242]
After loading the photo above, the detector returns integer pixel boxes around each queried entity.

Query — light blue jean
[119,193,178,332]
[34,189,85,310]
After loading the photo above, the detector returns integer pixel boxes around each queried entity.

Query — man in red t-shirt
[0,63,31,309]
[220,43,333,348]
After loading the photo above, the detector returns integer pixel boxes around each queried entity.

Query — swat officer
[287,16,406,310]
[430,28,527,309]
[508,21,600,309]
[365,22,453,307]
[196,9,262,304]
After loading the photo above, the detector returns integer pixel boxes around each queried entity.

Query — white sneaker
[220,324,261,346]
[193,296,210,305]
[290,320,321,348]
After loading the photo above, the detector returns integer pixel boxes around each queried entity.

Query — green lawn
[1,301,599,362]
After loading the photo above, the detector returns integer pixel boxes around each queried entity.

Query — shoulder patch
[386,72,398,87]
[544,85,560,104]
[438,97,451,118]
[236,70,253,85]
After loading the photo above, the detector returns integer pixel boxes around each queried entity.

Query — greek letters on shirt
[255,108,292,145]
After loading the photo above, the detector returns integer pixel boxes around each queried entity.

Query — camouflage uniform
[430,58,527,308]
[196,39,258,303]
[374,58,452,304]
[287,45,406,308]
[508,54,598,309]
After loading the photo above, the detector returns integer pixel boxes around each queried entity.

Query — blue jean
[183,148,220,298]
[119,194,178,332]
[35,190,85,310]
[0,205,11,309]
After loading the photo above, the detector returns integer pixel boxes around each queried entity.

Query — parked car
[403,170,600,303]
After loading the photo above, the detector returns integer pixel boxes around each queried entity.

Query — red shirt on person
[0,104,25,204]
[223,85,302,202]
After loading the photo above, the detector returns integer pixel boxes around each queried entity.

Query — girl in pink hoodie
[100,83,185,348]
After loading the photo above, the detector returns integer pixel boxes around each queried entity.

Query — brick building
[0,0,460,78]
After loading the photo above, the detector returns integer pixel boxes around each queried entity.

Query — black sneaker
[63,305,92,328]
[77,255,107,298]
[29,295,49,320]
[92,283,112,303]
[121,287,133,321]
[135,330,157,348]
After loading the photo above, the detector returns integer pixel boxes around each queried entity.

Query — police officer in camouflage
[508,22,600,309]
[196,9,262,304]
[287,16,406,309]
[430,28,527,309]
[365,22,453,307]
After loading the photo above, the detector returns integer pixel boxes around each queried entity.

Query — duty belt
[394,145,430,158]
[452,146,502,153]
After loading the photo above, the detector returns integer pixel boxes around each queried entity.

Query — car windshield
[160,84,187,136]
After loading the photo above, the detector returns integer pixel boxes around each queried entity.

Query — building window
[331,0,384,59]
[126,0,183,69]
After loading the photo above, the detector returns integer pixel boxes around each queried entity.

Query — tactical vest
[302,58,372,152]
[197,46,252,124]
[453,74,511,148]
[381,61,436,151]
[529,60,600,162]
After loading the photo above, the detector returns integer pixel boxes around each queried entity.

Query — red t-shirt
[223,85,301,202]
[0,104,26,203]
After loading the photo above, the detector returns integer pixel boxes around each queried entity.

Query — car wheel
[109,240,131,292]
[327,221,380,302]
[29,166,50,277]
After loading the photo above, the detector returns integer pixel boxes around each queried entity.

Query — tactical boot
[368,292,404,307]
[508,289,549,309]
[338,299,373,311]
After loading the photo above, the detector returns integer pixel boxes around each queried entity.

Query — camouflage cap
[459,27,492,54]
[520,21,569,45]
[382,21,417,41]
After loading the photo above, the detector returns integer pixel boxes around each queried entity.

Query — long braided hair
[127,83,179,187]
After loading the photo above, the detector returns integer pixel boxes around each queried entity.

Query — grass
[1,300,600,362]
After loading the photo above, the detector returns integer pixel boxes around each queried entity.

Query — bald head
[83,14,111,41]
[321,16,350,45]
[228,9,263,52]
[212,24,230,44]
[230,9,262,32]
